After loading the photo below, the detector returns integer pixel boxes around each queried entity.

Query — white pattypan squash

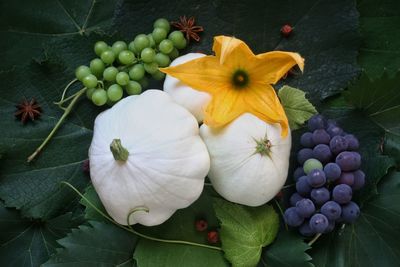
[200,113,291,206]
[163,53,211,122]
[89,90,210,226]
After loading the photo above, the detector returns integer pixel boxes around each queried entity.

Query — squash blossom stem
[27,87,87,163]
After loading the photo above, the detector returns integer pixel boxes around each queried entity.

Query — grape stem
[54,78,78,107]
[27,87,87,163]
[308,233,322,246]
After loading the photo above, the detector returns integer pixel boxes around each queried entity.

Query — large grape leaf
[114,0,360,103]
[44,221,138,267]
[213,198,279,267]
[358,0,400,78]
[0,204,83,267]
[311,171,400,267]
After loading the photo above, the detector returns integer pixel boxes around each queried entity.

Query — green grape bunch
[74,18,187,106]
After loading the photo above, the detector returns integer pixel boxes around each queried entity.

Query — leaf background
[0,0,399,266]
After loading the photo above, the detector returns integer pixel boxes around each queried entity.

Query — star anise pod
[171,16,204,42]
[15,98,42,124]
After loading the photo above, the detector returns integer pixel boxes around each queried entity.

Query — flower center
[255,138,272,156]
[232,69,249,88]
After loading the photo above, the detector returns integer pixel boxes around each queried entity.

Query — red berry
[195,219,208,232]
[275,190,283,199]
[207,230,219,244]
[82,159,90,173]
[281,24,292,37]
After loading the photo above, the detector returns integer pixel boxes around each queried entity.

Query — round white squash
[163,53,211,122]
[200,113,291,206]
[89,90,210,226]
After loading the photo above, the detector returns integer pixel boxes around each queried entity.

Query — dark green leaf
[213,198,279,267]
[358,0,400,77]
[44,221,138,267]
[260,230,313,267]
[80,185,108,222]
[0,204,83,267]
[385,132,400,165]
[311,171,400,267]
[278,86,317,130]
[115,0,360,103]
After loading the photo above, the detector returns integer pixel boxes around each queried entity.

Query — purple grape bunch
[285,114,365,236]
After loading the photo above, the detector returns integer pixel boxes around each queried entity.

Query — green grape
[144,62,159,74]
[107,84,123,102]
[116,72,130,86]
[101,50,116,64]
[153,18,170,32]
[152,70,166,80]
[103,66,118,81]
[112,41,128,55]
[86,87,96,100]
[82,74,98,88]
[90,58,105,77]
[118,50,135,65]
[303,158,323,174]
[139,76,149,89]
[168,48,179,60]
[125,80,142,95]
[174,37,187,50]
[154,53,171,67]
[133,34,150,52]
[92,89,108,106]
[152,27,167,43]
[168,31,185,47]
[141,48,156,63]
[159,39,174,54]
[94,41,109,57]
[75,65,91,81]
[147,34,156,48]
[107,99,116,107]
[129,64,145,81]
[128,41,137,53]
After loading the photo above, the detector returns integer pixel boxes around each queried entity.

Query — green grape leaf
[260,230,313,267]
[0,203,83,267]
[80,184,109,222]
[385,132,400,166]
[213,198,279,267]
[133,187,228,267]
[115,0,360,103]
[358,0,400,78]
[44,221,138,267]
[278,86,317,130]
[311,171,400,267]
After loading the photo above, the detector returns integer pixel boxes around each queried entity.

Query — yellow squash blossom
[160,36,304,137]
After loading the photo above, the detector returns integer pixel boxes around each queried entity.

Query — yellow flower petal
[203,88,245,127]
[213,36,255,66]
[244,83,289,137]
[251,51,305,84]
[160,56,231,94]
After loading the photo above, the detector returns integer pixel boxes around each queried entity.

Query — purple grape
[290,193,304,206]
[336,151,361,171]
[324,220,336,233]
[297,148,314,165]
[312,129,331,145]
[332,184,352,204]
[341,201,360,223]
[284,207,304,227]
[310,187,330,206]
[324,163,341,181]
[309,213,329,233]
[327,125,344,138]
[300,132,315,148]
[295,198,316,218]
[298,220,315,237]
[293,167,305,181]
[352,170,365,190]
[313,144,332,163]
[326,119,338,128]
[296,176,312,196]
[307,169,326,188]
[329,135,348,155]
[321,201,342,220]
[344,134,359,150]
[337,172,354,186]
[308,114,326,131]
